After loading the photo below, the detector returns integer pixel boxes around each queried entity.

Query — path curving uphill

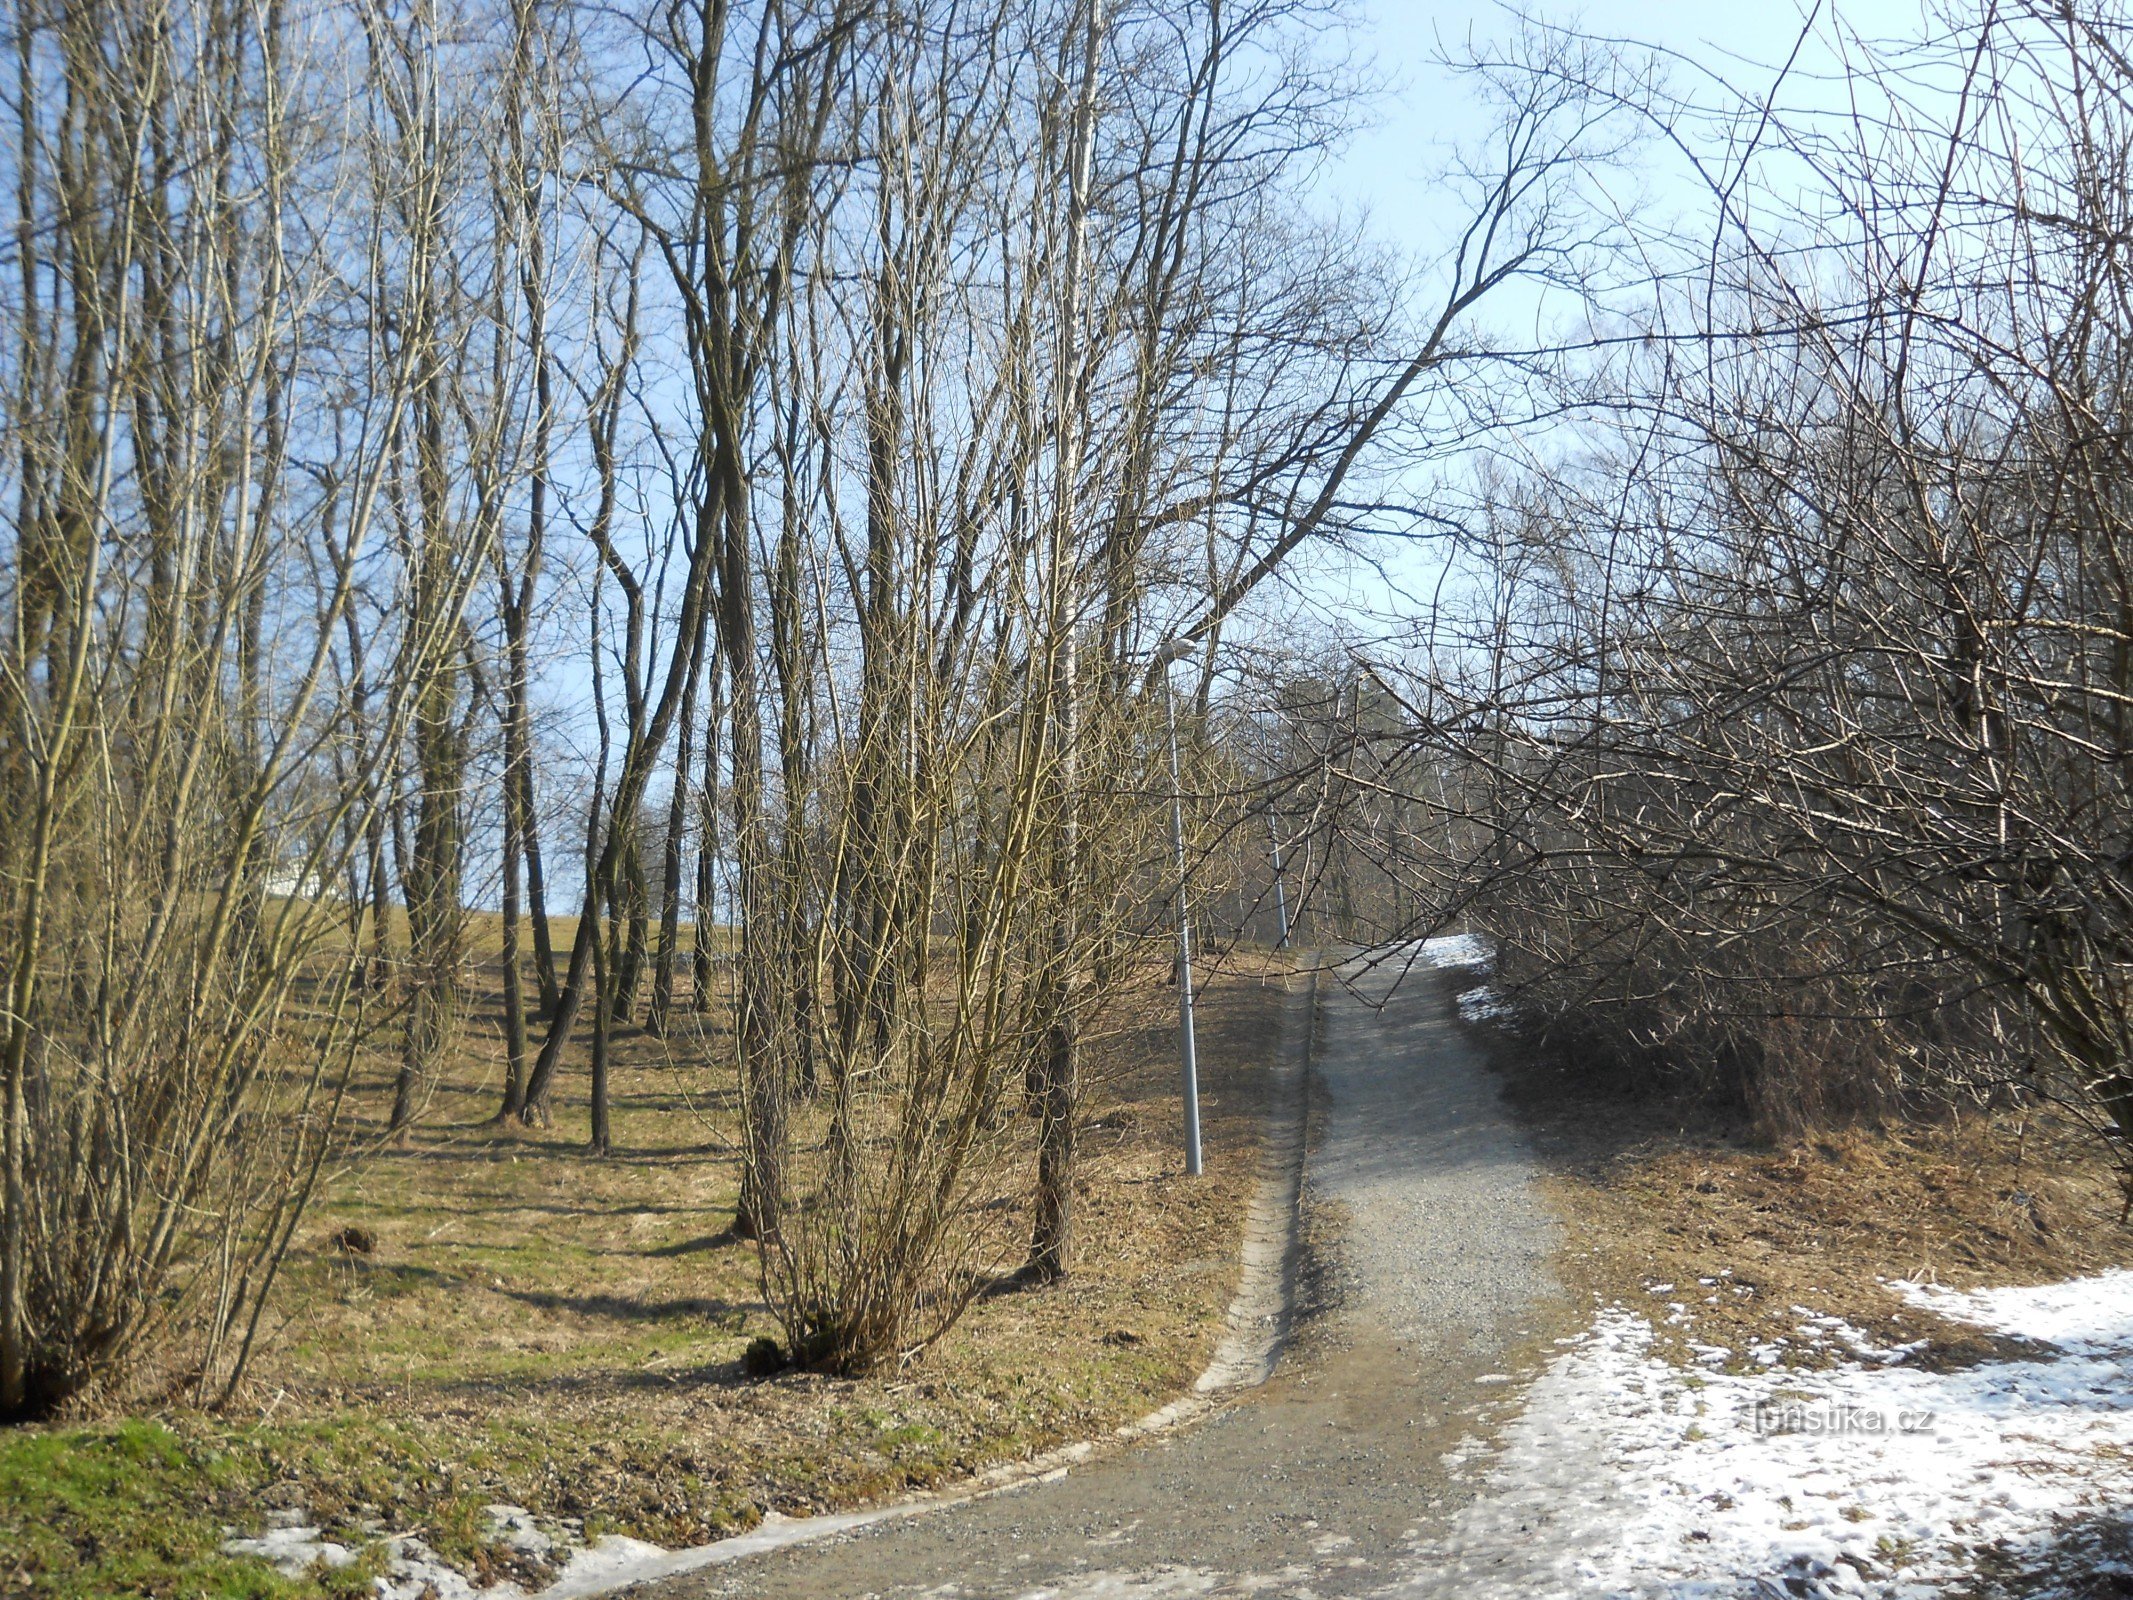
[651,948,1564,1600]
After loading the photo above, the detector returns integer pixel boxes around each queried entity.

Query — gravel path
[651,949,1564,1600]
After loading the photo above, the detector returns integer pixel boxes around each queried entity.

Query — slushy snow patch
[1893,1273,2133,1352]
[1456,984,1509,1023]
[223,1505,680,1599]
[220,1519,358,1576]
[1399,1268,2133,1597]
[1416,933,1492,971]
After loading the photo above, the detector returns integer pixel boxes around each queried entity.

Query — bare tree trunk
[392,370,468,1134]
[692,652,724,1012]
[1026,0,1105,1284]
[498,751,530,1121]
[589,906,613,1155]
[647,620,707,1034]
[521,759,560,1015]
[724,478,782,1237]
[387,0,468,1136]
[609,829,651,1024]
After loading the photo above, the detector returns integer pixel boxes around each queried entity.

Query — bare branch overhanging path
[654,954,1565,1600]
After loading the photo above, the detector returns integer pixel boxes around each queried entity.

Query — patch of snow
[373,1536,506,1600]
[1787,1306,1929,1365]
[224,1520,527,1600]
[537,1534,675,1598]
[484,1504,553,1561]
[1892,1268,2133,1352]
[222,1505,695,1600]
[1455,984,1510,1023]
[220,1523,358,1576]
[1398,1269,2133,1597]
[1416,933,1493,971]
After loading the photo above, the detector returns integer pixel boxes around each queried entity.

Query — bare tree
[1357,1,2133,1177]
[0,0,508,1413]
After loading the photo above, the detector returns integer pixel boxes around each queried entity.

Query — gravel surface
[653,950,1565,1600]
[1310,947,1561,1368]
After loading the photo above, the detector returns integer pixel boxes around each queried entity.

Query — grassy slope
[0,944,1292,1599]
[1481,1010,2133,1371]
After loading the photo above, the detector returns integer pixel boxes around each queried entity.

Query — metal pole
[1167,680,1203,1177]
[1267,808,1290,950]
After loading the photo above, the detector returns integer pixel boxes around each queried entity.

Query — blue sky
[1269,0,1950,633]
[1332,0,1937,253]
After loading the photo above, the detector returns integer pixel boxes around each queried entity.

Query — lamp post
[1166,678,1203,1177]
[1268,808,1290,950]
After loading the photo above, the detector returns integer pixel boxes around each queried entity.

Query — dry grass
[1478,1016,2133,1372]
[0,937,1298,1598]
[266,944,1288,1536]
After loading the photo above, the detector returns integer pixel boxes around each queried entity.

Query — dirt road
[653,950,1564,1600]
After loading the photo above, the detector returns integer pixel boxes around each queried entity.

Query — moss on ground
[0,1420,376,1599]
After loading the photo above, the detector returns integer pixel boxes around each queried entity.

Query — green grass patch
[0,1420,373,1600]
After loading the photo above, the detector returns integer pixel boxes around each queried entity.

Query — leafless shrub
[1345,1,2133,1177]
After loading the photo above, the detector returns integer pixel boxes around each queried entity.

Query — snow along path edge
[535,964,1321,1600]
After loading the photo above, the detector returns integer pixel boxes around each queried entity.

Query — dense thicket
[1342,3,2133,1180]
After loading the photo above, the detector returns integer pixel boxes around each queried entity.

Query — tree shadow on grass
[496,1287,754,1323]
[643,1225,745,1257]
[330,1197,725,1223]
[348,1139,734,1169]
[407,1356,767,1403]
